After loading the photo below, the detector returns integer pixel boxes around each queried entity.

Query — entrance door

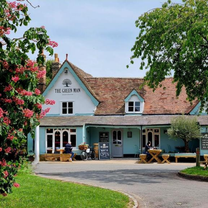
[112,130,123,157]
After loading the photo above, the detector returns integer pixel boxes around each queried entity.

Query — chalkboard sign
[99,142,110,160]
[201,134,208,150]
[99,132,109,142]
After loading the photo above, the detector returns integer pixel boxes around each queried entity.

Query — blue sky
[15,0,182,77]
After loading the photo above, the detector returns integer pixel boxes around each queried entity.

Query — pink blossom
[26,60,35,67]
[48,39,58,48]
[0,159,7,167]
[12,75,20,82]
[23,109,34,118]
[13,97,24,105]
[34,88,41,95]
[3,171,9,178]
[8,1,17,9]
[13,183,20,188]
[35,103,42,109]
[20,90,32,96]
[45,99,55,105]
[4,99,12,103]
[3,117,11,125]
[37,70,46,79]
[4,84,13,92]
[7,134,14,140]
[5,147,12,154]
[40,108,51,118]
[41,26,45,29]
[0,108,4,118]
[0,147,2,152]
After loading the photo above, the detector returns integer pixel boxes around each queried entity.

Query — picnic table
[148,149,162,163]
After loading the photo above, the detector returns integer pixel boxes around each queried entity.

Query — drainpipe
[83,124,86,143]
[33,125,40,164]
[140,125,143,154]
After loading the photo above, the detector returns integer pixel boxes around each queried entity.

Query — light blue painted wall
[87,127,140,156]
[39,127,45,154]
[123,128,140,154]
[160,127,199,153]
[27,133,34,155]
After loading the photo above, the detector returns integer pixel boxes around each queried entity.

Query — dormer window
[128,101,140,112]
[125,90,144,114]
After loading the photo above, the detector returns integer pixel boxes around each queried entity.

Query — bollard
[196,147,200,167]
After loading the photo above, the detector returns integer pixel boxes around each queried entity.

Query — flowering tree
[0,0,57,196]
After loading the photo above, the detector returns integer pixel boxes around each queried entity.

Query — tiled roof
[86,77,198,115]
[40,115,208,127]
[45,60,199,115]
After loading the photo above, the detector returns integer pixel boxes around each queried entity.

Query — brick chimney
[52,53,61,77]
[38,53,46,93]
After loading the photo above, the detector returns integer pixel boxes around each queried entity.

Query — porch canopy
[40,115,208,127]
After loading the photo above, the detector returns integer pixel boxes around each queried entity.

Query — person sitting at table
[144,141,152,160]
[64,142,74,162]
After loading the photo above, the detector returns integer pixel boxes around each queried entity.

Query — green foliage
[0,0,56,196]
[181,166,208,176]
[168,116,201,140]
[46,59,53,85]
[0,172,129,208]
[129,0,208,111]
[167,115,201,152]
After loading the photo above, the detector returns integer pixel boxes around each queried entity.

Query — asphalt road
[34,159,208,208]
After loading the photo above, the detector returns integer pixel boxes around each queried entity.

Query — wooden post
[196,147,200,167]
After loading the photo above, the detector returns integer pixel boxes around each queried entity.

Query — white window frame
[45,128,77,153]
[61,101,74,115]
[142,128,160,148]
[128,101,141,112]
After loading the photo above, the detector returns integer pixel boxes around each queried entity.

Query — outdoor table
[148,149,162,163]
[56,149,65,154]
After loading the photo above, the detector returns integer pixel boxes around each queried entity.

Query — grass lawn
[0,168,130,208]
[180,166,208,177]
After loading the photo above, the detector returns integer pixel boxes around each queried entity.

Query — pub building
[28,54,208,161]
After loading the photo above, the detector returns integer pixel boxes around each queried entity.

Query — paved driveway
[34,159,208,208]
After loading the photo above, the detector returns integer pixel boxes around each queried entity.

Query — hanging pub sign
[201,134,208,150]
[99,142,110,160]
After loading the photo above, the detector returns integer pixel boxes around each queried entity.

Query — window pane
[154,135,159,147]
[62,108,67,114]
[62,102,67,107]
[68,108,73,114]
[148,132,152,144]
[63,131,68,147]
[128,107,133,112]
[113,131,116,144]
[142,135,146,147]
[68,102,73,107]
[70,135,76,147]
[70,129,76,133]
[47,135,53,147]
[135,102,140,111]
[129,102,134,107]
[47,129,53,133]
[55,131,60,148]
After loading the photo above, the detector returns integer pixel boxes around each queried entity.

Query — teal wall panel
[39,127,46,154]
[27,133,34,155]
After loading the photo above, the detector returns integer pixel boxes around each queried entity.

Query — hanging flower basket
[78,144,88,150]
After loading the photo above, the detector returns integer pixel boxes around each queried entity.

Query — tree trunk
[183,139,189,153]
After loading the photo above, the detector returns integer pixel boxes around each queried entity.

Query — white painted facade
[42,67,96,116]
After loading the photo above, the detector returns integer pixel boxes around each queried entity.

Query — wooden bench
[60,153,72,162]
[41,154,61,161]
[162,154,170,164]
[138,154,147,163]
[175,153,196,163]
